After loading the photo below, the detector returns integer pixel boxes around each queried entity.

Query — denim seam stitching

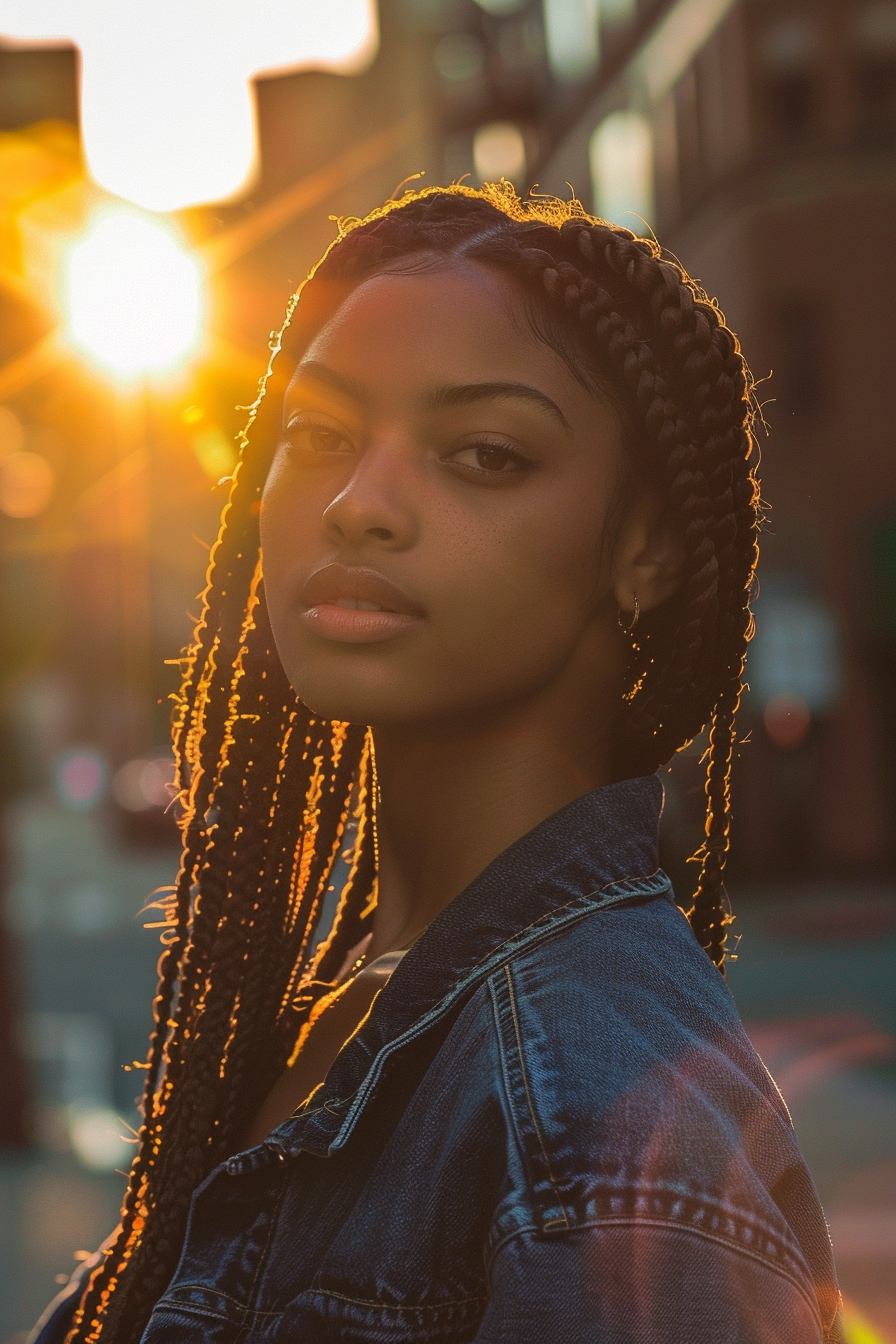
[542,1177,812,1257]
[502,962,571,1230]
[325,871,670,1150]
[151,1302,235,1325]
[234,1164,290,1335]
[158,1287,282,1319]
[491,973,553,1231]
[486,1192,805,1267]
[488,974,541,1230]
[305,1288,487,1313]
[484,1218,821,1324]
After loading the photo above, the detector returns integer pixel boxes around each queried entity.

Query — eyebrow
[425,381,570,432]
[288,360,369,407]
[288,363,571,433]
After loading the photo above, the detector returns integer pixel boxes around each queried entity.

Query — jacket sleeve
[473,1223,838,1344]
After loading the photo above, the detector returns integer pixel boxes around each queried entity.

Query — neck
[365,693,618,960]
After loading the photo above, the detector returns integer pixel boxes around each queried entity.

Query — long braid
[66,183,758,1344]
[456,210,757,959]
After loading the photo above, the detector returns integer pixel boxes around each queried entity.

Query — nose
[322,442,418,551]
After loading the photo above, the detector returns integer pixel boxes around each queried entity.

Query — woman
[35,184,842,1343]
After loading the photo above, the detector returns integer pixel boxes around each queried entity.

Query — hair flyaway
[64,183,760,1343]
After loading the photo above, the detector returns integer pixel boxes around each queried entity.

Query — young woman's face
[261,263,626,728]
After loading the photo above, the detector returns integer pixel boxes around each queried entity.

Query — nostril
[367,527,393,541]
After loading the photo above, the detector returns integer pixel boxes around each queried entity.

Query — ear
[611,492,685,619]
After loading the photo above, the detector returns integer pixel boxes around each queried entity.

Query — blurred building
[350,0,896,881]
[520,0,896,879]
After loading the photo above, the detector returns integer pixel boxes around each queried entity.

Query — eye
[284,415,353,457]
[446,439,531,478]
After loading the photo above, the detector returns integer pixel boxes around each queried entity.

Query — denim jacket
[33,776,843,1343]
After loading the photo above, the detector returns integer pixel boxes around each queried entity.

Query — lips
[302,564,424,616]
[299,564,425,644]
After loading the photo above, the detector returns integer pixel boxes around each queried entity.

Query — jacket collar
[251,774,667,1164]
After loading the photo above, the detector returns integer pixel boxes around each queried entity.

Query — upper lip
[301,564,425,617]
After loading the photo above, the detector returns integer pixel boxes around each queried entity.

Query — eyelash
[443,437,533,480]
[281,418,533,480]
[282,415,353,455]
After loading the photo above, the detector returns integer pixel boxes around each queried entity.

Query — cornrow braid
[65,182,758,1344]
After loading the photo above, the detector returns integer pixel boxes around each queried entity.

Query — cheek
[531,484,608,593]
[259,484,292,615]
[432,478,609,660]
[260,465,328,597]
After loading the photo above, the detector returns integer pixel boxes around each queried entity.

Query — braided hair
[64,182,759,1343]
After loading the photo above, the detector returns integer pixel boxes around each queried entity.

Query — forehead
[295,263,587,404]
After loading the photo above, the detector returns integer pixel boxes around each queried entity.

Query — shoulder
[484,891,832,1288]
[491,890,792,1168]
[499,889,774,1115]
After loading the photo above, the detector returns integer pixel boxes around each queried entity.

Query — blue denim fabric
[32,776,843,1343]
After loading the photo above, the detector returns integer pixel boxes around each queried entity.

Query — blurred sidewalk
[729,890,896,1342]
[1,796,172,1340]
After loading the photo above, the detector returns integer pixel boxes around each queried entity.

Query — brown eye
[475,444,514,471]
[309,427,345,454]
[284,417,353,457]
[448,440,529,477]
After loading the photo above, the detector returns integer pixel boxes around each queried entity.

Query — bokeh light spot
[763,692,812,750]
[67,1104,133,1171]
[473,121,527,184]
[473,0,526,13]
[55,748,109,811]
[435,33,486,82]
[113,755,175,812]
[64,208,204,378]
[0,450,55,518]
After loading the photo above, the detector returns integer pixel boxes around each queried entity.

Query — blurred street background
[0,0,894,1340]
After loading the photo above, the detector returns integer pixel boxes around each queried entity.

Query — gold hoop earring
[617,594,640,635]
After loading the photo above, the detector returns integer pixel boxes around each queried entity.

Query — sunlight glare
[0,1,379,211]
[64,209,204,378]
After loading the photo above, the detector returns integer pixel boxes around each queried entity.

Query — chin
[291,668,413,728]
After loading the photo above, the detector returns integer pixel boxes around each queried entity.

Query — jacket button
[226,1157,241,1176]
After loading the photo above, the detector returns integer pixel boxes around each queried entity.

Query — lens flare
[64,208,204,378]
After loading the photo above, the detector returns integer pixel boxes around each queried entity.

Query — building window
[589,110,654,232]
[543,0,600,83]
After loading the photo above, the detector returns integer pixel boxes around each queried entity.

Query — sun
[64,207,205,379]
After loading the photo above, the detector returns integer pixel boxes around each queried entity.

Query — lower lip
[301,604,423,643]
